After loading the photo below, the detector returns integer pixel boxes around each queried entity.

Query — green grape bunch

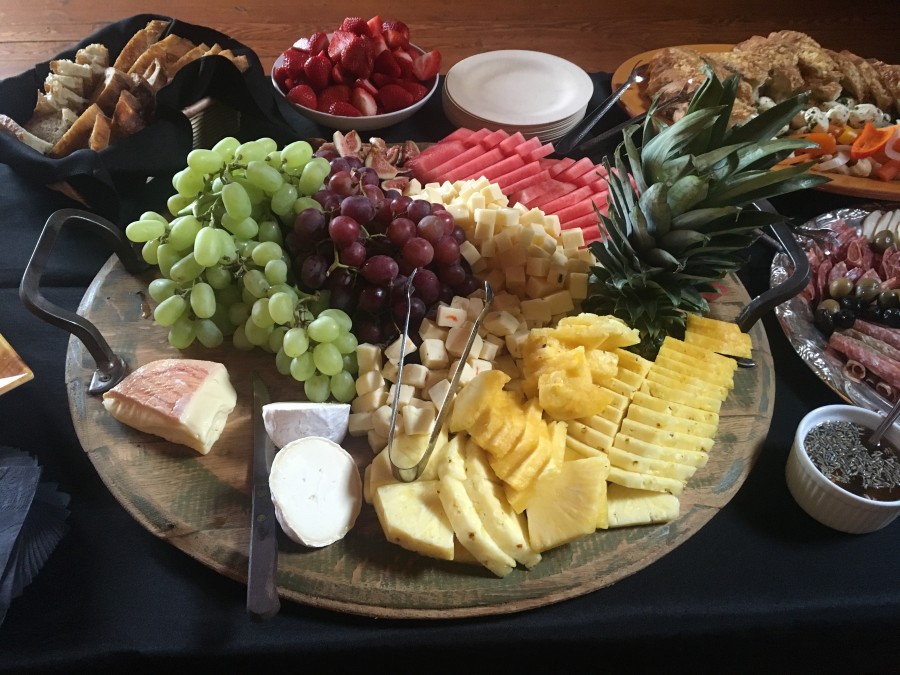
[124,136,358,403]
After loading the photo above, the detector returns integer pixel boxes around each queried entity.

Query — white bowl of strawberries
[272,16,441,131]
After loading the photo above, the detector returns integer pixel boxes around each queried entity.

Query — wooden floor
[0,0,898,80]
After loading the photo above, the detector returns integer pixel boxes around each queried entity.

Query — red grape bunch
[285,151,480,346]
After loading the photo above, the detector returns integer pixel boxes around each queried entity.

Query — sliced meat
[828,332,900,390]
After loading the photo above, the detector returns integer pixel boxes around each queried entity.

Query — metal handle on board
[18,208,149,394]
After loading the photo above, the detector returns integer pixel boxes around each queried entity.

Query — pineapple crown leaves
[587,65,833,357]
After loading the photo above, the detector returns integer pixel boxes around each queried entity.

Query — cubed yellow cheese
[419,338,449,369]
[356,343,382,373]
[351,387,388,413]
[355,369,386,397]
[384,335,417,363]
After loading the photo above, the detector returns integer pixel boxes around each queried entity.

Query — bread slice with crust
[48,102,102,157]
[112,19,170,72]
[89,112,112,151]
[109,90,145,143]
[0,114,53,154]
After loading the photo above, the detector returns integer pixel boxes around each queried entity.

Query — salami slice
[828,332,900,390]
[844,328,900,361]
[852,320,900,352]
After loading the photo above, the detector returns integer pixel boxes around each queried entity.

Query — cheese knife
[247,372,280,621]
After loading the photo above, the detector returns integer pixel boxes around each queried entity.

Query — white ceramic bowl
[271,45,439,132]
[787,404,900,533]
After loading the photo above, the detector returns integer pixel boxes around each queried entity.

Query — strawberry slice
[287,84,317,110]
[396,79,429,102]
[374,50,401,78]
[341,36,373,78]
[368,34,388,58]
[371,73,398,88]
[273,64,291,92]
[366,15,383,36]
[340,17,372,36]
[303,53,331,92]
[328,101,363,117]
[351,87,378,116]
[392,48,414,78]
[281,48,308,79]
[382,19,410,48]
[412,49,442,81]
[294,31,328,54]
[317,84,351,112]
[328,30,357,61]
[377,83,414,113]
[355,78,379,96]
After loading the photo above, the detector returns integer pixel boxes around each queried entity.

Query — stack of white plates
[442,50,594,143]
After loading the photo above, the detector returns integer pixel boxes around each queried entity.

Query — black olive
[859,306,884,323]
[879,290,900,309]
[833,308,856,329]
[839,295,862,313]
[814,309,835,336]
[882,307,900,328]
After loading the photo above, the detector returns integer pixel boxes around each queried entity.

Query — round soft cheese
[268,436,362,547]
[262,401,350,447]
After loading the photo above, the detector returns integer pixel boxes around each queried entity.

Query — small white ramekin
[787,404,900,534]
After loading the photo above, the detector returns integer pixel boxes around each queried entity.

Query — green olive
[817,298,841,315]
[855,277,882,304]
[879,289,900,309]
[829,276,855,299]
[872,229,895,253]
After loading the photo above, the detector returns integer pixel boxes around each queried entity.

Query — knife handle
[247,483,281,621]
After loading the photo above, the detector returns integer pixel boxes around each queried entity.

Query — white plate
[444,50,593,126]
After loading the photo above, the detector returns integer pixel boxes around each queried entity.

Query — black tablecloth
[1,71,898,675]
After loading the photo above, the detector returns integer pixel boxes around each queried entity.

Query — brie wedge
[102,359,237,455]
[262,401,350,447]
[269,436,362,548]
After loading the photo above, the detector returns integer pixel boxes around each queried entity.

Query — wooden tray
[65,256,774,618]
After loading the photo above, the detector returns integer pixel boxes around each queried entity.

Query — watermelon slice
[422,129,508,182]
[477,153,526,181]
[564,211,607,232]
[523,143,555,162]
[543,184,609,215]
[551,190,609,221]
[556,157,597,183]
[528,181,580,209]
[503,170,553,198]
[547,158,575,176]
[444,147,506,182]
[511,178,575,207]
[407,128,491,179]
[493,161,544,190]
[497,131,526,153]
[575,164,608,186]
[512,137,542,157]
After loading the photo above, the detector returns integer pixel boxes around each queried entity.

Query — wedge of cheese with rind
[101,358,236,455]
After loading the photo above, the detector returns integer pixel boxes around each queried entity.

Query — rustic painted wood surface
[64,255,773,618]
[1,0,898,81]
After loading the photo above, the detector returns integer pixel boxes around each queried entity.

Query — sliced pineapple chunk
[373,480,455,561]
[437,476,516,577]
[526,455,609,552]
[465,477,542,568]
[607,483,680,528]
[607,465,685,495]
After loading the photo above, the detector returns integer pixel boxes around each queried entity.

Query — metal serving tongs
[388,276,494,482]
[550,62,648,159]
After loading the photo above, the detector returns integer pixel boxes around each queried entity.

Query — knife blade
[247,372,280,621]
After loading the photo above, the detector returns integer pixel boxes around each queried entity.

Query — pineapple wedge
[626,405,718,438]
[607,483,680,528]
[465,477,542,568]
[526,456,609,552]
[463,438,501,484]
[373,480,455,561]
[449,370,510,433]
[607,465,685,496]
[437,476,516,577]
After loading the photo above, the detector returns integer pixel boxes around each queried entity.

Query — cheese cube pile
[409,178,595,322]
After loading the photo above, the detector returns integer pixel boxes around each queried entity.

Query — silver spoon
[865,397,900,450]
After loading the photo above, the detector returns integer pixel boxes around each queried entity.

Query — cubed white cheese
[401,363,429,389]
[449,359,477,386]
[355,369,386,397]
[567,272,589,300]
[445,321,475,357]
[418,318,447,341]
[479,337,501,362]
[545,290,575,315]
[388,383,415,406]
[520,297,552,322]
[403,405,436,436]
[355,343,382,373]
[367,430,388,453]
[469,358,493,376]
[466,296,484,321]
[435,304,468,328]
[351,387,388,413]
[384,335,417,363]
[348,411,374,436]
[382,360,399,383]
[419,338,449,369]
[428,378,453,409]
[372,404,394,438]
[560,228,585,250]
[483,310,520,337]
[525,256,551,278]
[424,368,449,392]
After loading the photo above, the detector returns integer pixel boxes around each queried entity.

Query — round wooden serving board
[66,256,774,618]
